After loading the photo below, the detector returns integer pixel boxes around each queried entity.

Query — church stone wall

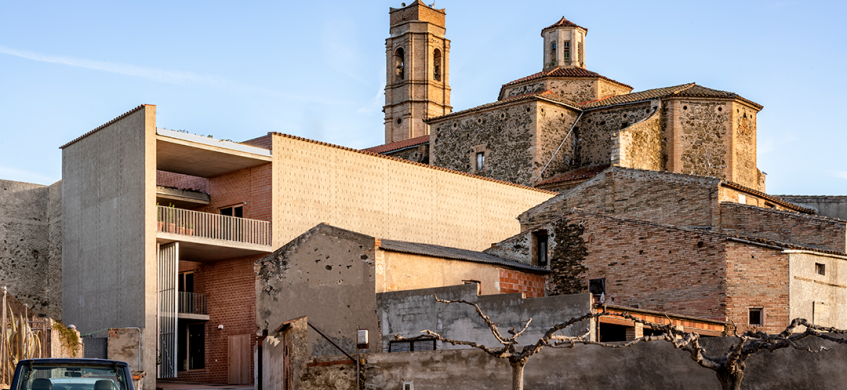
[666,99,732,180]
[577,102,653,167]
[429,101,538,185]
[537,102,580,181]
[732,102,760,190]
[270,134,554,252]
[598,79,632,99]
[546,78,597,103]
[613,104,665,171]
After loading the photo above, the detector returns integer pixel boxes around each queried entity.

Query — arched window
[433,48,442,81]
[395,48,405,81]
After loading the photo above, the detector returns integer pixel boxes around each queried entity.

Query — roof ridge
[363,135,430,154]
[426,90,581,122]
[270,132,557,195]
[60,104,154,149]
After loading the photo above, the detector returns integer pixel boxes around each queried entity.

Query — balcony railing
[178,292,208,315]
[157,205,271,246]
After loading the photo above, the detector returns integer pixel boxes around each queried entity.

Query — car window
[16,365,128,390]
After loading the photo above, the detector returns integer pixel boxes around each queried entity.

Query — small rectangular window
[589,278,606,295]
[563,41,570,59]
[389,339,435,353]
[476,152,485,171]
[816,263,826,276]
[749,308,763,326]
[738,194,747,204]
[532,230,548,266]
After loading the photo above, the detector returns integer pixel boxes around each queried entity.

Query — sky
[0,0,844,195]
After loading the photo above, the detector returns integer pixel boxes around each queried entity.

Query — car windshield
[15,364,128,390]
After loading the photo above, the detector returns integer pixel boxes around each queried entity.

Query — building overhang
[156,128,272,178]
[156,233,273,262]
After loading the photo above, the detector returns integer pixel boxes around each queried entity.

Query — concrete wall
[61,104,157,376]
[359,336,847,390]
[0,179,62,319]
[376,284,592,353]
[270,133,554,252]
[780,196,847,221]
[788,252,847,329]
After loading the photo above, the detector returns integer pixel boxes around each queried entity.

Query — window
[395,48,405,81]
[562,41,570,59]
[589,278,606,295]
[738,194,747,204]
[533,230,548,266]
[550,41,557,60]
[389,339,436,352]
[749,308,763,326]
[816,263,826,276]
[433,49,442,81]
[476,152,485,171]
[220,205,244,241]
[220,205,243,218]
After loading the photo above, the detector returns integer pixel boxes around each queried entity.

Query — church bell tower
[541,17,587,71]
[383,1,452,144]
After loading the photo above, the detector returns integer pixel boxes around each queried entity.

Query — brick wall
[498,269,545,298]
[721,202,846,252]
[157,171,209,193]
[724,241,789,334]
[194,164,272,222]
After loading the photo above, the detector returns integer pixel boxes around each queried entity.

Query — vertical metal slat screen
[158,242,178,379]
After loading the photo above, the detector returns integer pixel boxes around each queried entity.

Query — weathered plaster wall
[613,103,665,171]
[271,134,554,252]
[376,284,592,353]
[724,241,789,334]
[0,180,62,318]
[788,252,847,330]
[429,102,537,185]
[780,196,847,221]
[362,336,847,390]
[720,202,846,252]
[107,328,142,370]
[256,224,380,356]
[377,251,503,295]
[61,105,158,378]
[576,102,654,167]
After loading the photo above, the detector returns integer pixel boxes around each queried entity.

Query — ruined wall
[0,180,62,318]
[256,224,380,356]
[376,284,591,353]
[429,101,537,185]
[780,196,847,221]
[576,102,653,167]
[536,102,580,181]
[363,337,847,390]
[732,102,759,190]
[788,252,847,330]
[724,241,789,334]
[518,168,721,231]
[271,134,554,252]
[720,202,846,252]
[613,104,665,171]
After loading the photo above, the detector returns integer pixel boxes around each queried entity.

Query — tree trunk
[716,369,744,390]
[510,361,525,390]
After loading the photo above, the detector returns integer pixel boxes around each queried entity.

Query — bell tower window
[563,41,570,60]
[395,48,405,81]
[433,48,442,81]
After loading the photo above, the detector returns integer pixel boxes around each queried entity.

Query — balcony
[156,205,273,262]
[178,292,209,321]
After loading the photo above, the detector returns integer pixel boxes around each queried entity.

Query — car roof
[19,359,129,367]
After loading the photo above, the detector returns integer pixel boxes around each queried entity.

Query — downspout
[124,327,143,372]
[533,112,583,184]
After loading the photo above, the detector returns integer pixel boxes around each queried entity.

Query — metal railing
[157,205,271,246]
[178,292,208,315]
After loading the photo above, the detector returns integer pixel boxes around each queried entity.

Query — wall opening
[433,48,442,81]
[395,48,405,81]
[532,230,549,266]
[816,263,826,276]
[749,308,763,326]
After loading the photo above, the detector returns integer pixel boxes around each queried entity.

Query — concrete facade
[0,180,62,319]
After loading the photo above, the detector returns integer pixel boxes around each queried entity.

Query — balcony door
[219,205,243,242]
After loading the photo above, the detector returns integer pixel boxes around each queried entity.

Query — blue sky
[1,0,844,195]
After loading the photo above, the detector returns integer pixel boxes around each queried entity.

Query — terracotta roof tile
[669,85,763,110]
[502,67,632,90]
[426,90,581,122]
[60,104,154,149]
[269,132,556,195]
[364,135,430,154]
[535,164,611,187]
[578,83,695,109]
[541,16,587,33]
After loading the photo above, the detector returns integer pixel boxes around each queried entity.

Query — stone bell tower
[383,1,452,144]
[541,17,587,71]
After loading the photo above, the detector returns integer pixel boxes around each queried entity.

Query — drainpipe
[124,327,143,371]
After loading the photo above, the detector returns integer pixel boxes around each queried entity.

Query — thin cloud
[357,82,385,114]
[0,165,59,185]
[833,171,847,180]
[0,45,353,105]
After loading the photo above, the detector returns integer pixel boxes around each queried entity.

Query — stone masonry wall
[536,101,580,181]
[383,144,429,164]
[0,180,62,319]
[732,102,759,190]
[430,101,537,185]
[576,102,653,167]
[721,202,846,252]
[724,241,789,334]
[613,103,665,171]
[673,100,731,179]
